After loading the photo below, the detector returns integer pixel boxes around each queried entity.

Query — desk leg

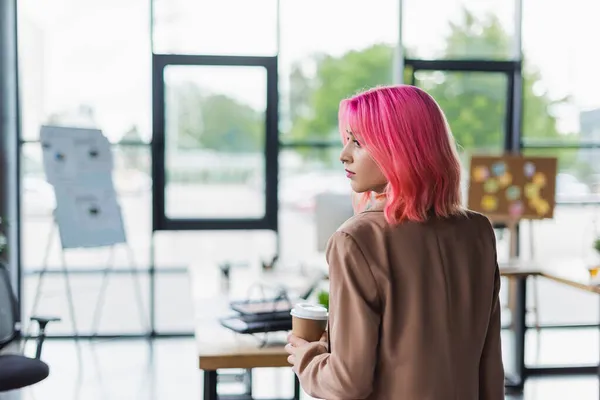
[293,375,300,400]
[507,276,527,392]
[204,370,218,400]
[505,276,527,392]
[514,277,527,386]
[244,369,253,397]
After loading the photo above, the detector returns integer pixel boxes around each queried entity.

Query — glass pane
[155,274,194,333]
[522,0,600,145]
[21,143,152,272]
[279,0,399,142]
[154,230,276,331]
[164,65,267,219]
[279,147,351,264]
[153,0,277,56]
[525,328,599,367]
[22,274,149,335]
[154,231,275,270]
[415,71,507,153]
[18,0,151,141]
[522,148,600,203]
[518,148,600,327]
[403,0,518,60]
[525,273,600,327]
[415,72,508,206]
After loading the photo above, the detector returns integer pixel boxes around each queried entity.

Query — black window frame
[151,54,279,232]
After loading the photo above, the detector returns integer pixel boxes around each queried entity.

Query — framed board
[40,125,126,249]
[468,154,558,220]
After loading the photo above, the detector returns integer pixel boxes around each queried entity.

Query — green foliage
[289,44,394,143]
[317,290,329,310]
[168,84,264,153]
[594,237,600,254]
[171,9,574,165]
[286,9,567,161]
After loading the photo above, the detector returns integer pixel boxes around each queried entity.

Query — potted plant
[317,290,329,310]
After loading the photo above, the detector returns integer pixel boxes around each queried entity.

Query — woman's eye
[353,139,361,147]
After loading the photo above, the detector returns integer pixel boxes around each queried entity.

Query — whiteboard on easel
[41,126,113,185]
[40,125,126,249]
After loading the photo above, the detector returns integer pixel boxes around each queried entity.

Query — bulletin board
[467,154,558,220]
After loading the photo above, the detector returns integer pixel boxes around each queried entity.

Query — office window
[520,148,600,270]
[519,0,600,330]
[278,147,346,262]
[18,0,151,141]
[278,0,399,143]
[152,0,277,56]
[20,142,152,335]
[522,0,600,145]
[403,0,518,60]
[413,71,509,206]
[18,0,152,335]
[153,230,275,332]
[414,71,508,154]
[163,65,268,220]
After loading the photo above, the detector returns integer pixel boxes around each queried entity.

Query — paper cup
[290,303,328,342]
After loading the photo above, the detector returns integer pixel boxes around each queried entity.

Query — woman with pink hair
[286,85,504,399]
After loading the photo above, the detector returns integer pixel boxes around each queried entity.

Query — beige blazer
[295,209,504,399]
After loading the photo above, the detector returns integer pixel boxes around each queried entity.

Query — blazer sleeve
[294,231,381,399]
[479,232,505,399]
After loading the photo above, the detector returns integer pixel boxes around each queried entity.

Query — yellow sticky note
[481,195,498,212]
[536,199,550,216]
[529,196,542,209]
[525,183,539,199]
[472,166,489,183]
[499,172,512,188]
[533,172,546,187]
[484,179,499,193]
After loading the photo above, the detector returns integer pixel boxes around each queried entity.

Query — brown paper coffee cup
[290,303,328,342]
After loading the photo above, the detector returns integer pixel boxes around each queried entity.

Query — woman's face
[340,130,388,194]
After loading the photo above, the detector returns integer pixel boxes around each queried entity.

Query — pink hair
[339,85,464,225]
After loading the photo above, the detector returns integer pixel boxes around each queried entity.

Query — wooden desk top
[189,265,324,371]
[499,260,543,277]
[500,258,600,294]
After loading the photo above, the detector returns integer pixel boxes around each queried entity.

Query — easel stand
[29,214,148,345]
[32,125,148,352]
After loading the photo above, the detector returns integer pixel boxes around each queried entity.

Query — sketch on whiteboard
[39,125,127,249]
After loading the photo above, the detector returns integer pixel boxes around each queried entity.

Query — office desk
[189,265,323,400]
[499,261,541,391]
[500,259,600,394]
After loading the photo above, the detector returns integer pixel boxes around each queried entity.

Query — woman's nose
[340,145,352,164]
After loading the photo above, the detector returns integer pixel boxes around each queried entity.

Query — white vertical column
[393,0,405,84]
[0,0,21,297]
[513,0,523,61]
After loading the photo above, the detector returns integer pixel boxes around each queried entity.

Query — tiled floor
[1,334,599,400]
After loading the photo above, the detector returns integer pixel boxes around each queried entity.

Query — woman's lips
[345,169,355,178]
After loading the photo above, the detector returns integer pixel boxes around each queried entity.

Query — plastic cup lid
[290,302,328,320]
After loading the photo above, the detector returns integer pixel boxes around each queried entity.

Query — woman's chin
[350,182,368,193]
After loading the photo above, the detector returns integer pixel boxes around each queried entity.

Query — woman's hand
[285,332,328,373]
[285,333,308,373]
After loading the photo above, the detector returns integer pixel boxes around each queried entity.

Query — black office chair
[0,263,59,392]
